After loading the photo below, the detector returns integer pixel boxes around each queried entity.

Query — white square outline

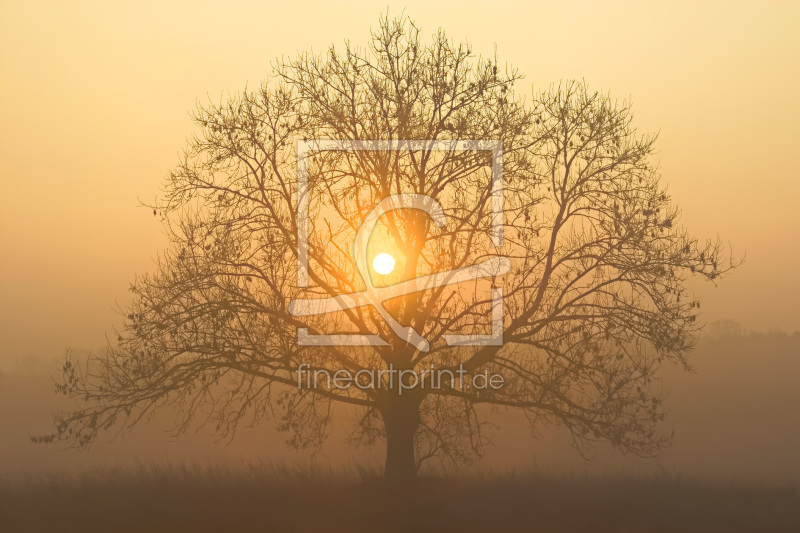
[295,139,504,346]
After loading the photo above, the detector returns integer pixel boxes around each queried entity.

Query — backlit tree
[40,16,735,479]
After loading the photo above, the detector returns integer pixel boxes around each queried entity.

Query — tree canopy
[40,15,735,478]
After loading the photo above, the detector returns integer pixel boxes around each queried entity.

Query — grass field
[2,464,798,533]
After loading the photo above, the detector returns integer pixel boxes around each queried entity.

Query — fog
[1,330,798,485]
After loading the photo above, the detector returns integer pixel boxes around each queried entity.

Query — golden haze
[1,0,798,366]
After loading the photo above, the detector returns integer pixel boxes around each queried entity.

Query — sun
[373,253,395,275]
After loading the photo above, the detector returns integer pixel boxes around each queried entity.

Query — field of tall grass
[2,463,798,532]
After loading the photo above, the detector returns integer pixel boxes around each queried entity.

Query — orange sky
[1,0,799,368]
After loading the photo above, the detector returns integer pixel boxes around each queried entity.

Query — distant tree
[39,16,735,479]
[707,320,744,339]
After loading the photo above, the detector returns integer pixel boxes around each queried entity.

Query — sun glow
[373,253,396,275]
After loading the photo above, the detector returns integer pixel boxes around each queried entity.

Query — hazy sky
[1,0,799,367]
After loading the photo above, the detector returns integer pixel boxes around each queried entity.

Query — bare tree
[39,16,735,479]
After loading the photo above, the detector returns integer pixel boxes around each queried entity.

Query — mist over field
[3,329,799,483]
[2,1,800,531]
[3,330,800,532]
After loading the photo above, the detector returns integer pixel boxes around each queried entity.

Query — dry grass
[1,463,798,532]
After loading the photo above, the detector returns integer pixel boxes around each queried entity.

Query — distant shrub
[706,319,743,339]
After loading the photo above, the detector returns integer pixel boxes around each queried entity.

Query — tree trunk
[381,396,420,480]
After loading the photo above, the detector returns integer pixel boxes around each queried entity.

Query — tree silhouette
[39,16,735,479]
